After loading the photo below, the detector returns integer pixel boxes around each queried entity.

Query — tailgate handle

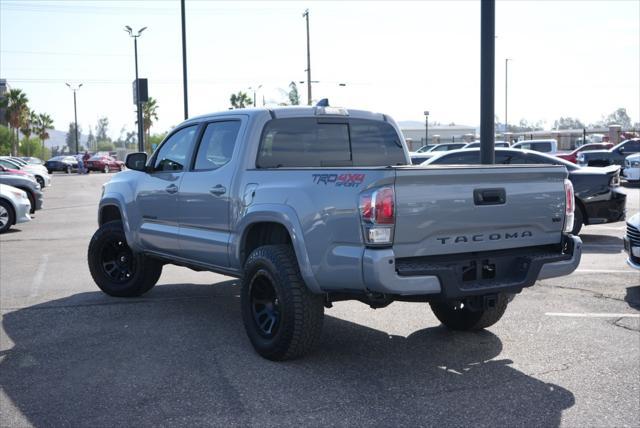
[474,188,506,205]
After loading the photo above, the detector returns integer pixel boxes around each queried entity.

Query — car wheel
[0,199,15,234]
[35,176,45,189]
[430,293,509,331]
[21,190,36,214]
[241,245,324,361]
[47,169,52,174]
[66,165,72,174]
[88,220,163,297]
[571,204,584,236]
[103,165,109,173]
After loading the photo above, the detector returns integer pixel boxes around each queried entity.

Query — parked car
[623,213,640,269]
[555,143,614,164]
[462,141,510,149]
[413,144,435,153]
[20,156,45,165]
[0,172,43,214]
[45,156,78,174]
[409,142,469,164]
[511,139,558,153]
[0,157,51,188]
[0,164,36,180]
[622,153,640,182]
[85,155,125,173]
[88,106,580,361]
[0,184,32,233]
[423,148,626,235]
[577,139,640,169]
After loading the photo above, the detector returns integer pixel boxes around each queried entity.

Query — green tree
[0,125,13,155]
[19,137,50,159]
[2,89,29,155]
[86,128,96,150]
[288,81,300,105]
[34,113,54,159]
[604,108,632,128]
[95,117,110,142]
[65,122,82,154]
[230,91,252,109]
[142,97,159,152]
[19,110,38,155]
[96,141,115,152]
[553,117,585,130]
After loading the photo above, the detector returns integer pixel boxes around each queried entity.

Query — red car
[85,155,125,173]
[555,143,614,164]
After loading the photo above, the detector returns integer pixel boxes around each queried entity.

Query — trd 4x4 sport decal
[312,173,365,187]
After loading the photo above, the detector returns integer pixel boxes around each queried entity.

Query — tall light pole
[505,58,511,139]
[181,0,189,120]
[424,111,430,145]
[302,9,312,105]
[124,25,147,152]
[480,0,495,165]
[249,85,262,107]
[65,83,82,154]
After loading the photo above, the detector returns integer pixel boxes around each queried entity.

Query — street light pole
[65,83,83,154]
[181,0,189,120]
[249,85,262,107]
[424,111,430,145]
[303,9,312,105]
[505,58,511,139]
[125,26,147,153]
[480,0,495,165]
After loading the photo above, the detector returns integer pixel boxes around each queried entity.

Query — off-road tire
[571,204,584,236]
[88,220,162,297]
[241,245,324,361]
[430,293,509,331]
[0,199,15,233]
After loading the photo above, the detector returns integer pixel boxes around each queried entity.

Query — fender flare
[98,194,140,252]
[232,204,321,294]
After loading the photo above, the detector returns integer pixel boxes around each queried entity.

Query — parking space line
[545,312,640,318]
[574,269,638,273]
[29,254,49,298]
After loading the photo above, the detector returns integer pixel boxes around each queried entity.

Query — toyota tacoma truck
[88,105,582,360]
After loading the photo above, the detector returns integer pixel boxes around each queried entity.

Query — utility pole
[424,111,430,145]
[65,83,82,154]
[480,0,495,165]
[181,0,189,119]
[303,9,312,105]
[125,26,147,152]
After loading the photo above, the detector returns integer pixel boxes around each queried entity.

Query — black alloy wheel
[249,271,281,338]
[99,236,136,283]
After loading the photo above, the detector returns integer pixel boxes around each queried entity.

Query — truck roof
[182,106,388,125]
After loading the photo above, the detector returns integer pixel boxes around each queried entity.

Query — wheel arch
[233,206,321,293]
[0,196,17,226]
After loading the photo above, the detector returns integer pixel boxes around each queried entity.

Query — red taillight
[375,187,395,224]
[360,194,372,221]
[564,179,574,215]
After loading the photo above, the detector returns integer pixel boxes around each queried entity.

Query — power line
[1,49,128,57]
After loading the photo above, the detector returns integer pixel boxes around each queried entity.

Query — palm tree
[3,89,29,155]
[20,110,37,156]
[230,91,252,109]
[34,113,54,159]
[142,97,159,152]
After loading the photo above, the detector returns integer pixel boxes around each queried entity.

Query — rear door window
[193,121,241,170]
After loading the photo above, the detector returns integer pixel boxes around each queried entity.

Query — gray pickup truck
[88,105,582,360]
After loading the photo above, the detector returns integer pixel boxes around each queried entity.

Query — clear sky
[1,0,639,138]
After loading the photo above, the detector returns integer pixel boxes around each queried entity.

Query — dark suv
[577,139,640,170]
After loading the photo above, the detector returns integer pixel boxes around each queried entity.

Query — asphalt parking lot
[1,173,639,427]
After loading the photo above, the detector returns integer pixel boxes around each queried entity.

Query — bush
[96,141,115,152]
[19,137,51,160]
[0,125,14,156]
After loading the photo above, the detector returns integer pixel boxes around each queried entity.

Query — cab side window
[193,121,241,171]
[152,125,198,172]
[621,140,640,153]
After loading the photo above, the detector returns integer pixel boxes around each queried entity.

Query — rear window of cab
[256,118,406,168]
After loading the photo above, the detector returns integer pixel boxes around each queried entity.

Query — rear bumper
[362,235,582,298]
[622,167,640,181]
[583,190,626,224]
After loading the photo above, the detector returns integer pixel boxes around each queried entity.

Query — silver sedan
[0,184,32,233]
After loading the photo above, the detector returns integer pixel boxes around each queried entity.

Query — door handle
[474,188,506,205]
[210,185,227,196]
[165,184,178,194]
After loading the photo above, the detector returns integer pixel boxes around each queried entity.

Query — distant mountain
[43,129,87,149]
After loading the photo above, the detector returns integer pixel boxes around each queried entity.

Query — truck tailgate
[392,165,568,258]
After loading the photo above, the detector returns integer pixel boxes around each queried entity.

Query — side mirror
[125,152,148,172]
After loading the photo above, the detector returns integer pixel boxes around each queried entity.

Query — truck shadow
[0,281,574,427]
